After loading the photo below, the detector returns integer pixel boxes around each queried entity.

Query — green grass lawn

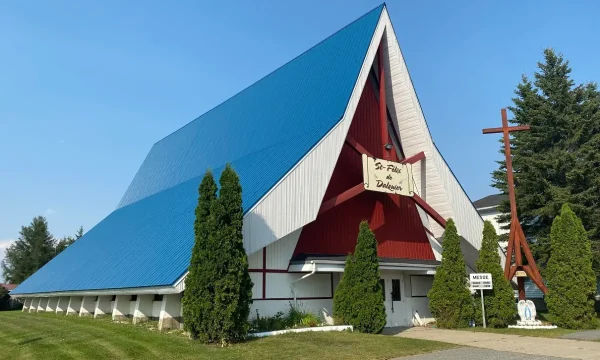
[0,311,454,360]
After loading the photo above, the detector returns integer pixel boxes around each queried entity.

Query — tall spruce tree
[546,204,596,329]
[428,219,473,328]
[474,221,516,327]
[492,49,600,275]
[333,221,386,333]
[182,170,218,341]
[1,216,55,283]
[210,164,253,345]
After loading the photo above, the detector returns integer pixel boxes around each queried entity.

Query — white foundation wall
[265,273,332,299]
[152,301,162,319]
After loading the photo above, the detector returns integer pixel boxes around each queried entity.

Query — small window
[392,279,401,301]
[111,295,116,301]
[379,279,386,300]
[131,295,137,301]
[154,294,163,301]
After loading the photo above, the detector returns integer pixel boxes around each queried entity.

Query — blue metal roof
[12,5,384,295]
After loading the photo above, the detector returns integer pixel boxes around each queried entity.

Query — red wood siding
[293,80,434,261]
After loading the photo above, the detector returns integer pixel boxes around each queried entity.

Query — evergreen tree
[474,221,516,328]
[428,219,473,328]
[182,170,218,341]
[210,164,253,345]
[55,226,84,255]
[1,216,55,283]
[546,204,596,329]
[492,49,600,275]
[0,286,10,311]
[333,221,386,333]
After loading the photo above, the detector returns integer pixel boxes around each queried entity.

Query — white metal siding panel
[266,229,301,269]
[129,301,136,316]
[152,301,161,319]
[242,15,387,255]
[250,272,263,300]
[248,249,263,270]
[265,273,331,299]
[379,10,505,266]
[410,275,434,297]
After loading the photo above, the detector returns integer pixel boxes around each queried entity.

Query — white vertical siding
[265,273,331,299]
[266,229,301,270]
[152,301,162,319]
[379,9,505,266]
[409,275,434,297]
[250,272,263,300]
[248,248,263,270]
[242,14,387,255]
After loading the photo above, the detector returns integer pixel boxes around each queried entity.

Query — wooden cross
[483,108,547,300]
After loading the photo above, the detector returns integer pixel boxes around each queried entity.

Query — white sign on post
[361,154,414,197]
[470,273,493,328]
[470,273,493,290]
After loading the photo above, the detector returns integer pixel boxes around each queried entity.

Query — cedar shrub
[333,220,386,333]
[474,221,516,327]
[428,219,473,328]
[546,204,596,329]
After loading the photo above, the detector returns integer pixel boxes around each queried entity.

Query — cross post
[483,108,546,300]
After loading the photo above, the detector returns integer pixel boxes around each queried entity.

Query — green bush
[333,221,386,334]
[249,303,321,332]
[473,221,516,328]
[182,165,253,345]
[428,219,474,328]
[546,204,596,329]
[182,170,218,341]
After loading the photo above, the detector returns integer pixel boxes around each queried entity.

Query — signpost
[470,273,493,328]
[362,154,414,197]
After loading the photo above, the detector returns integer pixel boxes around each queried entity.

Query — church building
[13,4,498,329]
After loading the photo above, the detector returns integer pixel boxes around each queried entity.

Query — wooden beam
[318,183,365,215]
[345,136,373,157]
[401,151,425,165]
[482,125,530,134]
[412,194,446,229]
[378,45,390,159]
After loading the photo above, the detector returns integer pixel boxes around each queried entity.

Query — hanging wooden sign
[362,154,414,197]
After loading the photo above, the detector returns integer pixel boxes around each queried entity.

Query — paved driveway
[395,348,569,360]
[396,327,600,360]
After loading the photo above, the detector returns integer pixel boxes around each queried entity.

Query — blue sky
[1,0,599,276]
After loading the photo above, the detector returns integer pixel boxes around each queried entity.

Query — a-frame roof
[13,5,385,295]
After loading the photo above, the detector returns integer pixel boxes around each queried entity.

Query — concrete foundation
[46,297,59,312]
[66,296,82,315]
[112,295,131,321]
[94,296,112,318]
[56,296,70,314]
[158,293,182,331]
[79,296,96,317]
[22,298,31,312]
[37,297,49,312]
[29,298,40,313]
[133,295,153,324]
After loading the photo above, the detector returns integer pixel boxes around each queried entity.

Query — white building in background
[473,194,509,251]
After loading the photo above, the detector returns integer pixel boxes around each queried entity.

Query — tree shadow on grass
[19,337,43,345]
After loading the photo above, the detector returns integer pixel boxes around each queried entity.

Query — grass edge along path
[0,311,455,360]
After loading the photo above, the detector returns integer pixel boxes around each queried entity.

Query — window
[391,279,401,301]
[130,295,137,301]
[111,295,116,301]
[379,279,386,300]
[154,294,164,302]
